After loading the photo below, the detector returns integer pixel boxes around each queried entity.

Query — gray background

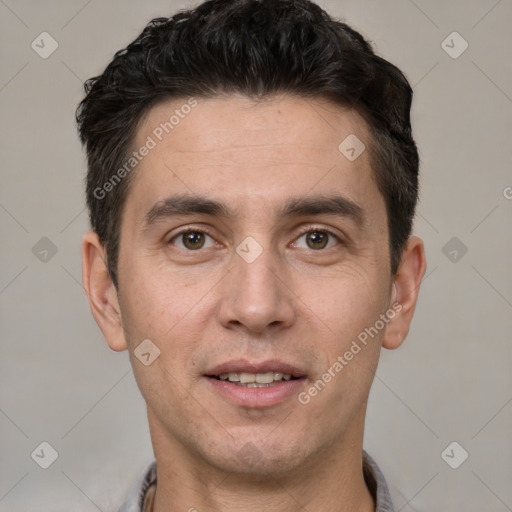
[1,0,511,510]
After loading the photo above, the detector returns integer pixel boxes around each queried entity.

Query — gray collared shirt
[118,450,395,512]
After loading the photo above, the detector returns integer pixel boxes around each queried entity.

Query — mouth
[207,371,300,388]
[204,360,307,407]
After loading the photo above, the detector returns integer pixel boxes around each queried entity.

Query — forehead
[124,94,382,224]
[135,94,370,160]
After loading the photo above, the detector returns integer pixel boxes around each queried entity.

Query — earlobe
[382,236,426,350]
[81,231,127,352]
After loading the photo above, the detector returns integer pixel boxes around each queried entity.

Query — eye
[169,230,216,251]
[293,229,340,250]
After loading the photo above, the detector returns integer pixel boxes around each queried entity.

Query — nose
[216,242,296,335]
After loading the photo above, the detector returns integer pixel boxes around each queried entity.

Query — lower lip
[204,377,306,408]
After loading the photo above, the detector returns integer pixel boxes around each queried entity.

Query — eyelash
[167,225,343,251]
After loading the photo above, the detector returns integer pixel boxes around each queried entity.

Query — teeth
[255,372,274,384]
[239,372,256,384]
[217,372,293,386]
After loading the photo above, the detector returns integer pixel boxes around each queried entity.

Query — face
[84,94,424,477]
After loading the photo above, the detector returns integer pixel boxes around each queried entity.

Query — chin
[201,435,311,477]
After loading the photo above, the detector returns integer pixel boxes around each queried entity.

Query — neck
[148,412,375,512]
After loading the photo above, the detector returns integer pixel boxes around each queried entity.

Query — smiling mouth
[208,372,301,388]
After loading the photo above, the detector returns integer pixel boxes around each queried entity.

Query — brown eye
[306,231,329,249]
[294,230,339,250]
[170,231,215,251]
[183,232,205,250]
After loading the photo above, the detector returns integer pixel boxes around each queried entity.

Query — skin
[82,94,426,512]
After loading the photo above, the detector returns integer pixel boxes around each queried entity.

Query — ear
[81,231,127,352]
[382,236,426,350]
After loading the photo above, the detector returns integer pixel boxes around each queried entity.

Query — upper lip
[205,359,307,378]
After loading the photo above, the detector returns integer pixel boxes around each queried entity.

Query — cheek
[308,265,390,402]
[118,264,221,396]
[119,270,207,413]
[297,262,388,347]
[297,273,385,413]
[119,262,206,343]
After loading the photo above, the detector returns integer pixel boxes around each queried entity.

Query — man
[77,0,426,510]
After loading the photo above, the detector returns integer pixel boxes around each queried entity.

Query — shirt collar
[362,450,396,512]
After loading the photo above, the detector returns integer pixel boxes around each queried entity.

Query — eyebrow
[142,193,366,230]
